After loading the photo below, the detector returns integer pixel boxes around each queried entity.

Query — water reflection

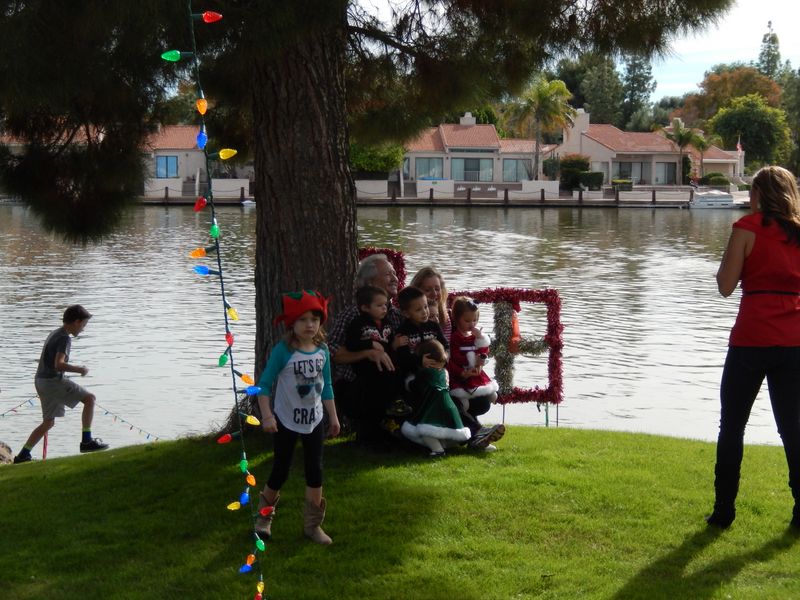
[1,203,774,458]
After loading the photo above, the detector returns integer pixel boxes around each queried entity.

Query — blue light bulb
[197,127,208,150]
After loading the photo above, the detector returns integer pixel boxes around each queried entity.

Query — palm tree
[505,76,576,180]
[662,118,696,185]
[690,133,710,179]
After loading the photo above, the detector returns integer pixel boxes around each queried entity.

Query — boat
[689,189,738,209]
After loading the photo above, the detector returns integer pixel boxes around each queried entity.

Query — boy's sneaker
[467,424,506,449]
[13,454,32,464]
[80,438,109,453]
[386,399,412,417]
[482,444,498,453]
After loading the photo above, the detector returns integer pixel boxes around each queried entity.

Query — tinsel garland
[449,287,564,405]
[358,247,407,288]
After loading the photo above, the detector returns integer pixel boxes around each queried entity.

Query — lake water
[0,202,778,458]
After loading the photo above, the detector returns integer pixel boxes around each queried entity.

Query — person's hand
[78,366,89,376]
[462,367,480,378]
[367,348,395,372]
[328,415,341,438]
[372,340,384,351]
[421,353,440,369]
[391,335,409,350]
[261,415,278,433]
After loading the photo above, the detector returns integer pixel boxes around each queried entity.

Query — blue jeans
[714,346,800,512]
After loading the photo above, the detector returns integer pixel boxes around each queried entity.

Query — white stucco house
[402,112,558,197]
[557,109,743,184]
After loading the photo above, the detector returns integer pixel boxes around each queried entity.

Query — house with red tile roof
[403,113,557,189]
[557,109,742,185]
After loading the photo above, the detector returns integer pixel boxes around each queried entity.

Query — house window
[655,162,677,185]
[415,157,443,179]
[452,158,493,181]
[402,158,410,180]
[156,155,178,178]
[502,159,533,182]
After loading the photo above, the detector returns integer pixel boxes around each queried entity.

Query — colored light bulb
[227,501,241,511]
[196,97,208,115]
[219,148,237,160]
[245,415,260,427]
[196,127,208,150]
[246,554,256,566]
[255,594,262,600]
[225,332,234,347]
[210,223,220,238]
[246,385,262,396]
[193,196,207,212]
[257,581,265,593]
[246,474,256,486]
[259,506,274,517]
[255,539,265,551]
[241,374,255,385]
[240,459,249,473]
[227,307,240,321]
[202,11,223,23]
[194,265,210,275]
[218,352,229,367]
[240,489,250,505]
[239,564,252,574]
[217,433,232,444]
[160,50,182,62]
[189,247,206,258]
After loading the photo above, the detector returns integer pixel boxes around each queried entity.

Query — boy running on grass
[14,305,108,463]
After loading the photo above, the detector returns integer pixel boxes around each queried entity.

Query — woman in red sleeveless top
[710,166,800,529]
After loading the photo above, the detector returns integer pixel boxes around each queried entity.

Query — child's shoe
[13,454,32,464]
[386,398,412,417]
[79,438,109,453]
[428,450,446,458]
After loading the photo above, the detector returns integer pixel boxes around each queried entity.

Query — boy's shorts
[34,377,89,420]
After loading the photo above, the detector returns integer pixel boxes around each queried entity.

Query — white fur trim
[466,351,476,368]
[401,421,424,445]
[404,374,416,391]
[415,423,471,442]
[450,380,498,400]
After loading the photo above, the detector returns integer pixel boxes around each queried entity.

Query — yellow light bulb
[196,98,208,115]
[219,148,237,160]
[257,582,265,593]
[246,474,256,486]
[241,374,255,385]
[245,415,260,426]
[227,501,241,511]
[227,307,239,321]
[189,248,206,258]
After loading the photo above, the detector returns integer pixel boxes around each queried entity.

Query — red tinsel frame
[448,287,564,405]
[358,247,407,289]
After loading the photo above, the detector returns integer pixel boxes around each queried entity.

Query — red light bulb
[193,196,207,212]
[202,11,223,23]
[217,433,232,444]
[225,332,234,347]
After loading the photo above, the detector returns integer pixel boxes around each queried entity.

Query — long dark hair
[753,166,800,245]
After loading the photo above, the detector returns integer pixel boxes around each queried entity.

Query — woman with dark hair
[710,166,800,528]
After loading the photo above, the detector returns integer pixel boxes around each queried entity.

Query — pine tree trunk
[250,17,357,383]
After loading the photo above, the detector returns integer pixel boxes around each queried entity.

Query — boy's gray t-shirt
[36,327,71,379]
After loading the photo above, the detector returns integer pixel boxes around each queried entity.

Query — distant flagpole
[736,134,743,177]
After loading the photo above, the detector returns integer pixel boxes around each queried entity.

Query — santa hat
[273,290,329,328]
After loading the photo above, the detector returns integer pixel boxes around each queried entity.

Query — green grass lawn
[1,426,799,600]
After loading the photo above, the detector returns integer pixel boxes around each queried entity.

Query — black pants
[714,346,800,510]
[457,395,493,436]
[267,418,325,490]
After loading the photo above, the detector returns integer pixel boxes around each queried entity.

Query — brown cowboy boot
[255,490,279,539]
[303,497,332,545]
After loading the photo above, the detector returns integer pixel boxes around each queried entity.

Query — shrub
[708,176,730,186]
[560,154,590,172]
[738,184,751,191]
[543,157,560,179]
[699,171,726,185]
[612,179,633,191]
[579,171,604,190]
[349,142,405,176]
[560,168,582,190]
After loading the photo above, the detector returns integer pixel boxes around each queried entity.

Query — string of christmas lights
[0,396,36,418]
[164,3,266,597]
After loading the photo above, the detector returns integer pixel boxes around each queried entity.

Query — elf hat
[273,290,330,328]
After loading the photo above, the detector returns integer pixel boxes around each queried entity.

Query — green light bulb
[210,223,220,238]
[239,459,249,473]
[160,50,182,62]
[218,352,229,367]
[256,539,265,551]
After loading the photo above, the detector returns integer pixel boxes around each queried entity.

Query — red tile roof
[144,125,198,151]
[690,145,737,161]
[584,124,677,153]
[438,124,500,148]
[405,127,445,152]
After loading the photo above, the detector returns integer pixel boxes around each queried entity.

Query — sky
[650,0,800,100]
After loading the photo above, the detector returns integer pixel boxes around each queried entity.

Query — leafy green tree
[503,76,576,180]
[581,57,624,126]
[756,21,781,80]
[780,68,800,174]
[349,142,404,175]
[708,94,792,165]
[0,0,736,366]
[550,53,605,109]
[621,54,657,128]
[690,133,711,178]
